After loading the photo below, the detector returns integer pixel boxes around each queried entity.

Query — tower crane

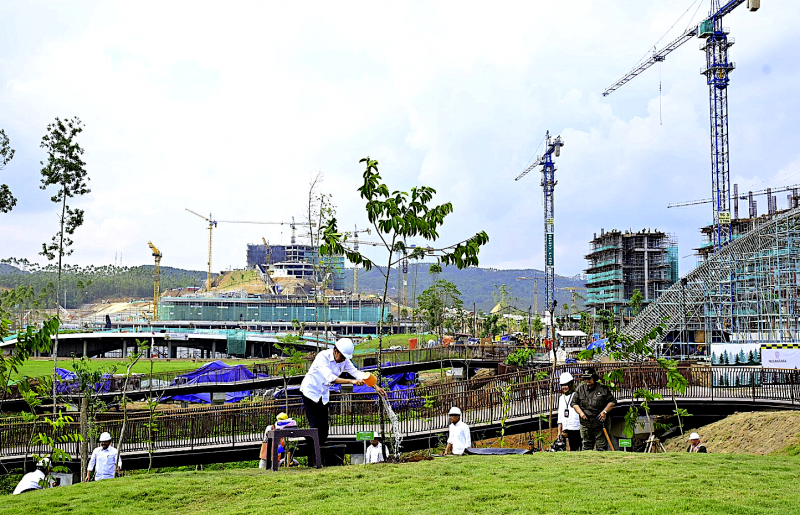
[351,225,371,295]
[148,241,162,321]
[603,0,761,249]
[185,208,315,291]
[515,131,564,341]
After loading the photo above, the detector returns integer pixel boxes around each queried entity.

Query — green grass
[9,358,267,380]
[3,454,799,514]
[355,333,432,354]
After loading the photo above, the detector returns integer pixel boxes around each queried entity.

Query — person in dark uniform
[570,367,616,451]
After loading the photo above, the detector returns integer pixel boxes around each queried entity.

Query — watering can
[363,372,378,387]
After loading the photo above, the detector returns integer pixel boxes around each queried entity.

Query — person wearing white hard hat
[557,372,582,451]
[444,406,471,455]
[687,432,708,453]
[300,338,386,444]
[13,458,53,495]
[86,432,121,482]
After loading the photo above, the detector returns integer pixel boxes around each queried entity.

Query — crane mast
[602,0,760,249]
[516,131,564,341]
[148,241,162,321]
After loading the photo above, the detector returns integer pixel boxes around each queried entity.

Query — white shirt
[365,444,384,463]
[558,392,581,431]
[300,349,368,405]
[88,445,121,480]
[13,470,49,495]
[447,421,472,455]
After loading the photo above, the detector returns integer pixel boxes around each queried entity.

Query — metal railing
[1,364,797,461]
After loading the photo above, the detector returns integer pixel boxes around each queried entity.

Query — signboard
[546,217,554,226]
[166,332,189,341]
[618,438,632,448]
[546,234,554,266]
[719,211,731,224]
[356,431,376,441]
[761,343,800,369]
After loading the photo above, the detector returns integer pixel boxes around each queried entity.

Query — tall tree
[0,128,17,213]
[417,279,462,341]
[39,116,90,413]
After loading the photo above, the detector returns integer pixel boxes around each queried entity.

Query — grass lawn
[355,333,432,354]
[3,454,798,514]
[9,358,269,380]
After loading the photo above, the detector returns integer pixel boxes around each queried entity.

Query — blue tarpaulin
[167,360,265,404]
[587,339,608,351]
[55,368,113,394]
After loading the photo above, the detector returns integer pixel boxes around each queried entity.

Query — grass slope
[3,454,799,515]
[664,411,800,455]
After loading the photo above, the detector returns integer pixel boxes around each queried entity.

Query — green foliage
[504,348,536,367]
[481,313,501,339]
[32,411,84,475]
[0,317,58,397]
[498,384,513,447]
[39,117,90,263]
[529,316,544,342]
[629,289,643,316]
[0,128,17,213]
[0,260,206,310]
[417,279,463,336]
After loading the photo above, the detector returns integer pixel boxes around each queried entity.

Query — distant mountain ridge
[344,264,586,313]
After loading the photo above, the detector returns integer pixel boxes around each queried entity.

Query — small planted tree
[39,116,90,413]
[578,321,690,448]
[71,355,116,480]
[320,156,489,443]
[274,334,307,412]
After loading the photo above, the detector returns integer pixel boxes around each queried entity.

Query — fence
[1,364,797,462]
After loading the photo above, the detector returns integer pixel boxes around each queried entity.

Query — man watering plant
[570,367,616,451]
[300,338,386,444]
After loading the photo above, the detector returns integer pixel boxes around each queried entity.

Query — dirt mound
[663,410,800,455]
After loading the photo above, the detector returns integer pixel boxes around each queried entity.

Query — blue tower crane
[603,0,761,250]
[516,131,564,340]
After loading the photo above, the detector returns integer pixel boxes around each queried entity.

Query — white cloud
[1,0,798,279]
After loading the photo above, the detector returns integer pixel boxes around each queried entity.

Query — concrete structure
[585,228,678,317]
[160,296,385,324]
[246,243,345,290]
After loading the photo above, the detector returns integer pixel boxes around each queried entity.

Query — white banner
[761,344,800,369]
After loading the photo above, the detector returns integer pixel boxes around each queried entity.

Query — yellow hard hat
[276,412,288,421]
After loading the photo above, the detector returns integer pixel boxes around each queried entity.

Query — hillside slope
[345,263,586,312]
[664,411,800,455]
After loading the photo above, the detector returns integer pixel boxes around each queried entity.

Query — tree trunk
[52,189,67,415]
[80,395,89,480]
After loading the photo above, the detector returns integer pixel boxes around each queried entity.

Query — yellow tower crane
[148,241,162,321]
[185,208,314,292]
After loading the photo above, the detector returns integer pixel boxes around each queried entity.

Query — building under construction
[696,184,800,260]
[246,243,345,291]
[585,229,678,317]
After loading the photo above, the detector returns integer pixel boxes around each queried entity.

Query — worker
[570,367,616,451]
[259,413,299,469]
[444,406,472,455]
[13,458,53,495]
[365,437,385,464]
[557,372,582,452]
[86,432,121,482]
[687,432,708,453]
[300,338,386,444]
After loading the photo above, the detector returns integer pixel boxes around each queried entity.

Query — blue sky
[1,1,799,277]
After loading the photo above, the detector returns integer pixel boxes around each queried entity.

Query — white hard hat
[36,457,51,469]
[559,372,574,385]
[448,406,462,416]
[689,432,701,440]
[335,338,355,360]
[99,432,112,442]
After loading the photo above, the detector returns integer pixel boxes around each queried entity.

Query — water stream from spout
[380,395,403,459]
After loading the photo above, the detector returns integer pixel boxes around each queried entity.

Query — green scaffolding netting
[226,329,247,356]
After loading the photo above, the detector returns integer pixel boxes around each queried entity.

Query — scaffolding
[585,229,678,317]
[625,206,800,350]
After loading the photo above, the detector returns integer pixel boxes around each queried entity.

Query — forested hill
[344,264,586,313]
[0,263,206,309]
